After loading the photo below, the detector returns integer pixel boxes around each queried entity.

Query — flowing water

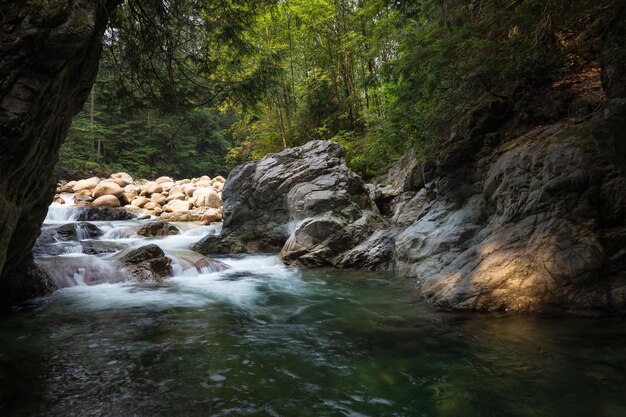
[1,201,626,416]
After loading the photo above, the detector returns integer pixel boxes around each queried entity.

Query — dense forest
[58,0,617,179]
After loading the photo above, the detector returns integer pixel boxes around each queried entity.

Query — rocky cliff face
[384,122,625,313]
[0,0,119,303]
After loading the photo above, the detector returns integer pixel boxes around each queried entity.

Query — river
[0,201,625,416]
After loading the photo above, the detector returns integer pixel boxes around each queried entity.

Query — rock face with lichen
[0,0,120,303]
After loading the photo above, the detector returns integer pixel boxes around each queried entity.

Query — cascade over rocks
[194,140,384,266]
[0,0,120,303]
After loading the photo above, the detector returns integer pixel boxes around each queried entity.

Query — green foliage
[60,0,614,180]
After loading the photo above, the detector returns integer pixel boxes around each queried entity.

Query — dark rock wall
[0,0,119,303]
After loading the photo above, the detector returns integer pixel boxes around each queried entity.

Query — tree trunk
[0,0,120,304]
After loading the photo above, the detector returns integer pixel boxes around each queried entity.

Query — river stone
[56,222,103,241]
[120,244,172,283]
[131,196,151,208]
[156,176,174,184]
[193,140,384,266]
[73,177,100,192]
[191,188,220,208]
[164,200,192,212]
[92,195,121,207]
[150,193,167,205]
[74,207,137,221]
[111,172,133,187]
[142,182,162,196]
[92,182,123,199]
[137,222,180,237]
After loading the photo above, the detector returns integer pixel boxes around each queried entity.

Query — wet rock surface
[74,207,137,222]
[137,222,180,238]
[120,245,173,283]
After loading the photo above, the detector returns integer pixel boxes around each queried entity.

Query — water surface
[1,259,625,417]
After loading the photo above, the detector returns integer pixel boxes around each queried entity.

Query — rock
[120,244,172,283]
[120,193,135,206]
[92,195,121,207]
[74,194,93,206]
[131,196,151,208]
[156,176,174,184]
[110,172,133,187]
[92,182,123,198]
[160,181,175,192]
[184,185,197,197]
[67,181,77,188]
[137,222,180,237]
[59,184,74,193]
[213,176,226,183]
[142,182,162,196]
[212,182,224,192]
[191,188,221,208]
[391,123,626,313]
[53,195,64,204]
[600,5,626,98]
[166,191,186,202]
[164,200,192,212]
[159,211,198,222]
[592,98,626,175]
[74,207,137,222]
[200,208,222,224]
[150,193,167,205]
[123,184,140,194]
[193,141,383,264]
[194,257,230,273]
[0,0,117,304]
[195,180,212,188]
[73,177,100,192]
[56,222,103,241]
[144,202,159,210]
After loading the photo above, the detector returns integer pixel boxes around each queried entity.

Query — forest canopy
[58,0,618,180]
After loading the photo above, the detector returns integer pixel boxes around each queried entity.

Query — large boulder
[92,195,121,207]
[390,123,626,314]
[193,141,383,266]
[73,177,100,192]
[111,172,133,187]
[191,188,221,208]
[120,244,172,283]
[164,200,192,212]
[92,182,123,198]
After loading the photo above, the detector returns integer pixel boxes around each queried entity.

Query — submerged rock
[74,207,137,221]
[193,140,383,266]
[137,221,180,237]
[120,244,173,283]
[56,222,103,241]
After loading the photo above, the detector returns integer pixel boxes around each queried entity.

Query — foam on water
[45,255,304,312]
[45,203,77,224]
